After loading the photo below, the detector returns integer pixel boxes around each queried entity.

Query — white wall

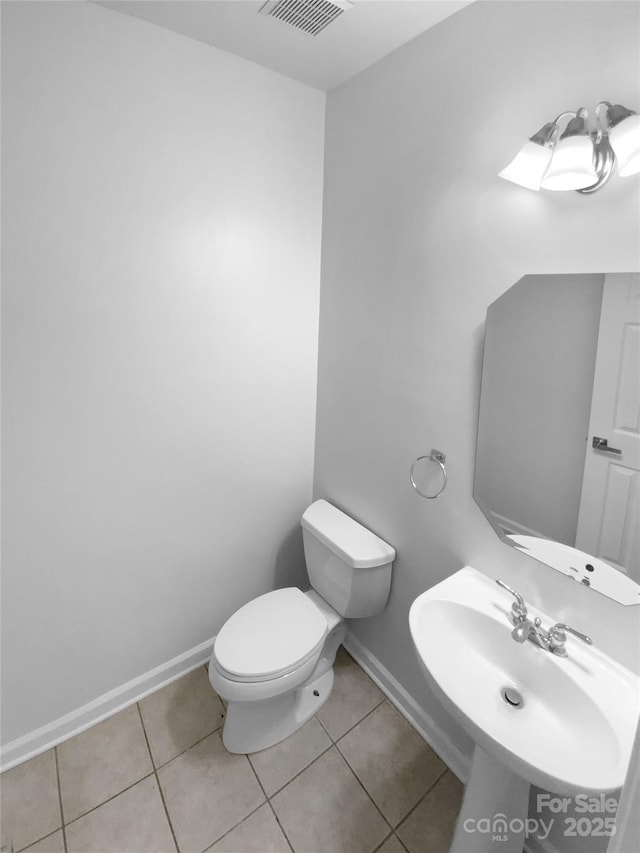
[315,0,640,768]
[1,1,325,746]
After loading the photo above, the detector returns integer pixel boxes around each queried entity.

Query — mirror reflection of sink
[409,566,639,853]
[507,535,640,605]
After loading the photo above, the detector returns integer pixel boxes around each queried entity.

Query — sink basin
[409,566,639,796]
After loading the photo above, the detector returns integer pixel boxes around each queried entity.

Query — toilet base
[222,668,334,754]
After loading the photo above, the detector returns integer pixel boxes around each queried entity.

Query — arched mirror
[474,271,640,605]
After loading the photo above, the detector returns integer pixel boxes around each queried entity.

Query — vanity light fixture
[499,101,640,193]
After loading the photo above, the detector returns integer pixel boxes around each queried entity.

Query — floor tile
[139,667,225,767]
[65,775,175,853]
[207,804,290,853]
[396,771,464,853]
[20,830,65,853]
[271,746,389,853]
[158,730,265,853]
[4,651,464,853]
[0,749,61,852]
[249,717,331,796]
[316,648,384,740]
[57,704,153,822]
[375,835,406,853]
[338,700,447,826]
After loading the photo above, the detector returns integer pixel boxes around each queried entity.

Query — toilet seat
[213,587,328,683]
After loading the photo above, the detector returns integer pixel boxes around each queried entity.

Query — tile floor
[1,648,463,853]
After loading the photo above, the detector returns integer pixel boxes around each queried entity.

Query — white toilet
[209,499,395,754]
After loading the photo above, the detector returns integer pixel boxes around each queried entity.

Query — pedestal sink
[409,566,639,853]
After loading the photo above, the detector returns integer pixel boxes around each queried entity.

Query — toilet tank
[301,500,395,618]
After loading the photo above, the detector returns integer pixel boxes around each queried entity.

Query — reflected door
[576,273,640,579]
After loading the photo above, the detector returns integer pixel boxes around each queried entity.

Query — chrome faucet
[496,580,593,657]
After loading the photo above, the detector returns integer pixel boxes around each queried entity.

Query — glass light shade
[498,141,553,191]
[609,113,640,176]
[541,135,598,191]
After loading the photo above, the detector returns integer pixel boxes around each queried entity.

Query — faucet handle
[549,623,593,646]
[496,579,527,616]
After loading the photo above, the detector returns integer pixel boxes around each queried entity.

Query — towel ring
[410,450,447,500]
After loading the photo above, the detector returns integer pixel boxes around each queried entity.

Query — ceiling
[98,0,474,91]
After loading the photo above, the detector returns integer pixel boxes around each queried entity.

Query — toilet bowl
[209,500,395,754]
[210,589,346,752]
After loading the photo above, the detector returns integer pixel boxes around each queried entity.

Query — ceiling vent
[259,0,353,37]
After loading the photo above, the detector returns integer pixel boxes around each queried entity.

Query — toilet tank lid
[301,500,395,569]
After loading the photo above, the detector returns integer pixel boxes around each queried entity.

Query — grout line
[134,701,155,769]
[314,680,386,746]
[135,703,180,853]
[152,773,180,853]
[393,766,449,833]
[151,719,225,773]
[314,714,332,741]
[50,698,225,849]
[200,801,269,853]
[371,831,394,853]
[245,719,383,853]
[194,724,269,853]
[62,770,157,828]
[333,740,392,834]
[244,744,294,852]
[9,764,67,853]
[15,828,65,853]
[246,753,269,800]
[138,666,224,773]
[266,801,296,853]
[53,747,68,853]
[153,726,222,771]
[330,695,386,746]
[135,702,156,767]
[243,729,315,853]
[394,832,411,853]
[256,739,334,800]
[58,696,190,831]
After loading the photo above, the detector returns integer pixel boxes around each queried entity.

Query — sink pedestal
[451,746,530,853]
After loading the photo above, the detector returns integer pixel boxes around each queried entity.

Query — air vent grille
[259,0,353,37]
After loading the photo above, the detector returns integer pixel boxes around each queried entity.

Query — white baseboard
[0,637,216,773]
[343,630,471,784]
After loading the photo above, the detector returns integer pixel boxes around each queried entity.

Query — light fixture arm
[576,104,616,194]
[552,110,579,125]
[577,134,615,194]
[529,112,576,147]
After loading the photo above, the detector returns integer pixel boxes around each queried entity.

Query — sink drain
[501,686,524,708]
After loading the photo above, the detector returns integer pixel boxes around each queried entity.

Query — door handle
[592,436,622,454]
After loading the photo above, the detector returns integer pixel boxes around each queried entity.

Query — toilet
[209,499,395,754]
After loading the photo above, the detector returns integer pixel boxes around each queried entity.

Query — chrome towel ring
[410,449,447,500]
